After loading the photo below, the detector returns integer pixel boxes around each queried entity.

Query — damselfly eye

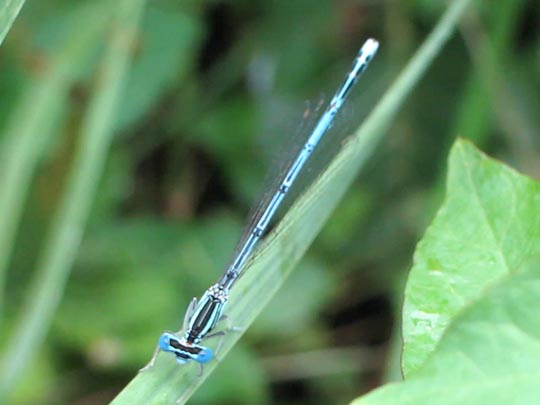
[196,347,213,364]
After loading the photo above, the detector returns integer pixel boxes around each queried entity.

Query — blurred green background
[0,0,538,403]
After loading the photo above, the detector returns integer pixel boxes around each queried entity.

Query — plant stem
[0,0,146,400]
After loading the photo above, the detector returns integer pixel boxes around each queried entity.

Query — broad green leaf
[353,258,540,405]
[402,139,540,376]
[112,0,474,403]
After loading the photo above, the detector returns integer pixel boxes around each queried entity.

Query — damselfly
[141,38,380,373]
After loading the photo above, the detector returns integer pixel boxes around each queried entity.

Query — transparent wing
[219,40,385,285]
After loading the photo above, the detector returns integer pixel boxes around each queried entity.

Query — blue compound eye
[158,333,176,352]
[196,347,213,364]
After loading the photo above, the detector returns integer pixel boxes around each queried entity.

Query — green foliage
[115,7,203,132]
[352,139,540,404]
[0,0,146,401]
[113,0,474,402]
[0,0,538,403]
[0,2,112,295]
[402,140,540,375]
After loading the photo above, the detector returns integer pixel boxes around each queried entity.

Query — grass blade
[112,0,474,403]
[0,2,110,311]
[0,0,146,400]
[0,0,25,46]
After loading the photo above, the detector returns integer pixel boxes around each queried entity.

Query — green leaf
[353,260,540,404]
[402,139,540,376]
[351,139,540,404]
[112,0,474,403]
[254,257,337,337]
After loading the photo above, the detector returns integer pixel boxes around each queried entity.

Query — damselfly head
[157,332,214,364]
